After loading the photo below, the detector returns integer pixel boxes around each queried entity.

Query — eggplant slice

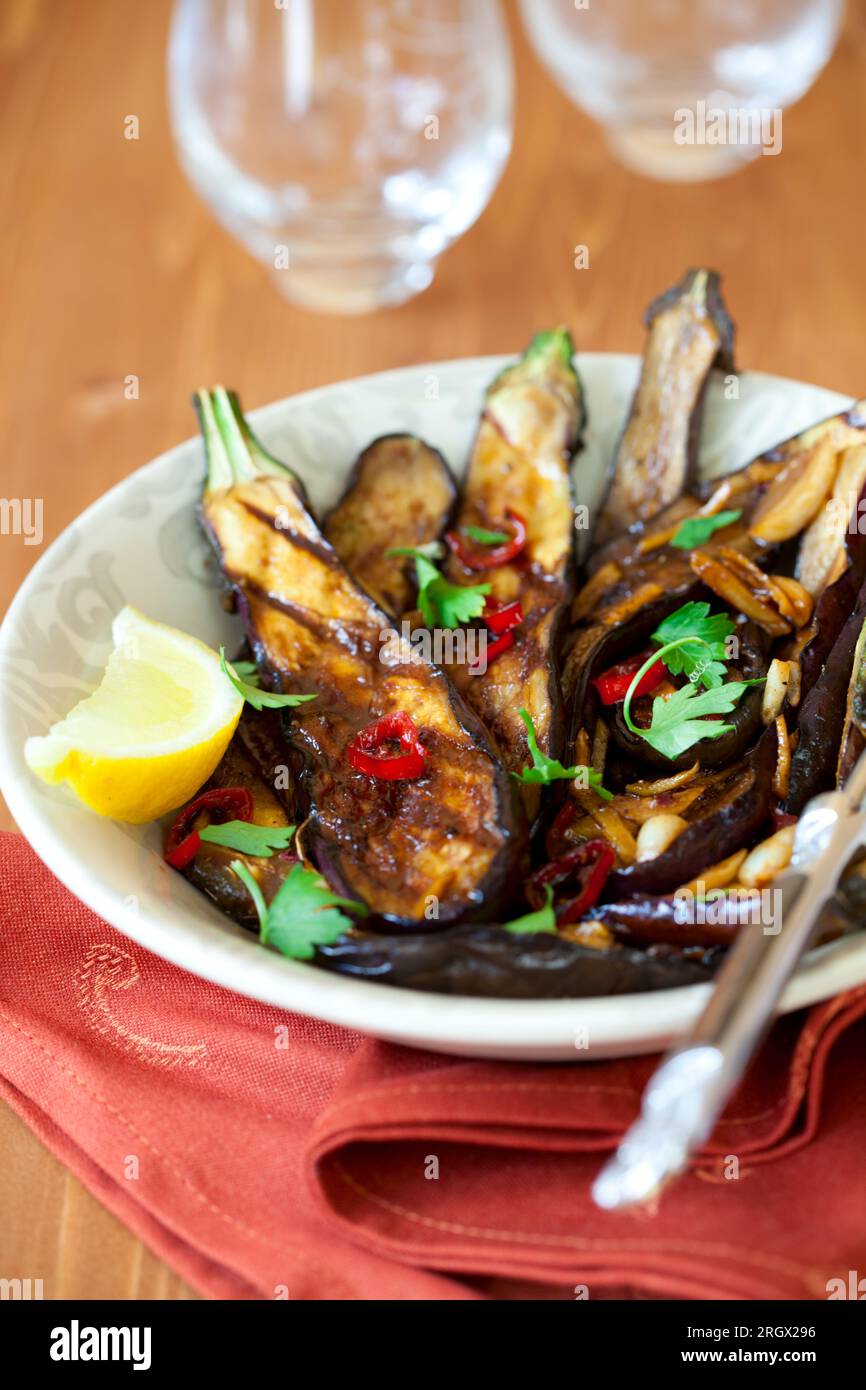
[443,329,584,818]
[170,295,866,997]
[563,403,866,757]
[323,434,456,616]
[180,715,296,929]
[595,268,735,544]
[194,387,523,928]
[786,583,866,813]
[315,925,720,997]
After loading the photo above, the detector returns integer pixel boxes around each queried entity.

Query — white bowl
[2,354,864,1060]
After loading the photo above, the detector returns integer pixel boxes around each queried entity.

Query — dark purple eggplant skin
[313,925,719,997]
[604,725,777,899]
[787,582,866,813]
[587,895,739,948]
[586,870,861,953]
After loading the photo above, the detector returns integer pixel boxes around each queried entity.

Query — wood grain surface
[1,0,865,1299]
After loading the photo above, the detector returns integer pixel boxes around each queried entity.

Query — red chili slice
[347,711,428,781]
[446,511,527,570]
[468,628,515,675]
[545,801,578,860]
[165,830,202,870]
[483,596,524,635]
[592,652,667,706]
[164,786,255,869]
[527,839,615,925]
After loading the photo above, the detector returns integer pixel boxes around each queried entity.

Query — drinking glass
[519,0,844,181]
[168,0,513,313]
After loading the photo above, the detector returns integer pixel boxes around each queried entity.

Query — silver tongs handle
[593,776,866,1211]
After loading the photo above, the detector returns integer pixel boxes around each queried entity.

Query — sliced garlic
[761,659,792,724]
[635,813,688,862]
[738,825,795,888]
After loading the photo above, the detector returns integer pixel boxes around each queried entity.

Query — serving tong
[593,751,866,1211]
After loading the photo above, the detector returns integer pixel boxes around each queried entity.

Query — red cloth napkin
[1,830,865,1301]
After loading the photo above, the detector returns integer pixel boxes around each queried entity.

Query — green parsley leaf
[199,820,297,857]
[511,708,613,797]
[385,547,491,628]
[462,524,510,545]
[635,679,764,761]
[412,553,491,630]
[670,509,742,550]
[220,649,317,712]
[230,860,368,961]
[505,884,557,935]
[229,659,261,687]
[651,602,735,690]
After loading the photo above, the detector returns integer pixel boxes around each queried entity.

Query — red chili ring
[527,839,615,925]
[164,786,255,869]
[347,711,428,781]
[445,511,527,571]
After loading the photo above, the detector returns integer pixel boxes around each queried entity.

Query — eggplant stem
[194,386,292,494]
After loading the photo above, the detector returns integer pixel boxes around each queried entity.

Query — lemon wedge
[24,606,244,822]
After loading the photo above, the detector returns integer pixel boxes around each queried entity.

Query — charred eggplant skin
[315,924,719,996]
[323,434,456,616]
[194,387,524,928]
[596,268,735,543]
[444,329,585,819]
[787,581,866,813]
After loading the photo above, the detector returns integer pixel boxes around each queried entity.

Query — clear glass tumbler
[168,0,513,313]
[519,0,844,182]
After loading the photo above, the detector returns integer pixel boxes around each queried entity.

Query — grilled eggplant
[195,387,523,928]
[314,925,720,996]
[608,619,769,774]
[837,614,866,785]
[603,725,777,898]
[787,585,866,813]
[443,330,584,818]
[323,434,456,616]
[157,278,866,1000]
[595,268,735,543]
[181,717,295,928]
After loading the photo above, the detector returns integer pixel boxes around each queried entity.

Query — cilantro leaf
[512,708,613,797]
[230,860,368,961]
[229,659,261,687]
[651,602,735,690]
[199,820,296,857]
[505,884,557,935]
[221,649,317,712]
[670,509,742,550]
[462,524,510,545]
[412,553,490,630]
[637,679,764,760]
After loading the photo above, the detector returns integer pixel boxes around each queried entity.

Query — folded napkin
[1,830,864,1301]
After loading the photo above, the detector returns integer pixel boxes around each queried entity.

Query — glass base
[607,125,761,183]
[270,258,435,315]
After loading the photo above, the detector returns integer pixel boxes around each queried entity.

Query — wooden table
[2,0,865,1299]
